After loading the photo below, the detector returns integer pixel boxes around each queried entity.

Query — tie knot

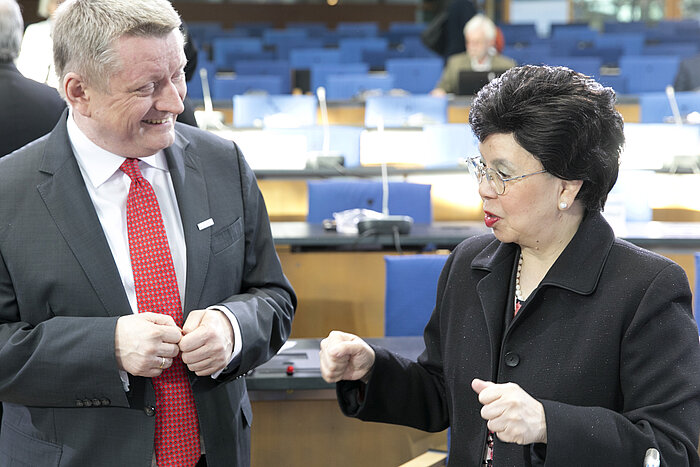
[120,158,143,181]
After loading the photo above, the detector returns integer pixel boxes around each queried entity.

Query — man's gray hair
[53,0,182,97]
[463,13,497,41]
[0,0,23,63]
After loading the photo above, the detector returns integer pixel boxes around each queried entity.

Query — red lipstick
[484,211,500,228]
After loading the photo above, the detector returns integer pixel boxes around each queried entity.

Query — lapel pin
[197,218,214,230]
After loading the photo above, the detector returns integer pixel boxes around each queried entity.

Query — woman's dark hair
[468,65,625,212]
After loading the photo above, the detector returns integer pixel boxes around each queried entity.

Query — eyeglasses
[466,156,547,195]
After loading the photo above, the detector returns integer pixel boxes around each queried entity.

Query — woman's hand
[320,331,376,383]
[472,378,547,445]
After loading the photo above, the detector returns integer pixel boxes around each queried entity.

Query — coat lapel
[472,240,518,373]
[36,115,132,318]
[165,130,211,316]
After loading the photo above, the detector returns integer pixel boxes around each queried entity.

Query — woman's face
[477,133,568,249]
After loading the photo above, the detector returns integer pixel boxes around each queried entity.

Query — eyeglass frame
[465,156,547,195]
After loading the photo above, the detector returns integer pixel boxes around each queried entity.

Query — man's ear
[64,72,91,117]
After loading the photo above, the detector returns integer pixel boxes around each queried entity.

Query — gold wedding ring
[159,357,166,369]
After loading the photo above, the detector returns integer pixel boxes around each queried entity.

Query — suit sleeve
[213,148,296,380]
[336,253,453,432]
[538,262,700,466]
[0,248,130,408]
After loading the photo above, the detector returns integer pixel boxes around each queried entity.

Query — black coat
[0,63,65,158]
[339,212,700,466]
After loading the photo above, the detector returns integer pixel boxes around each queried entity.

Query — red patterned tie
[120,158,200,467]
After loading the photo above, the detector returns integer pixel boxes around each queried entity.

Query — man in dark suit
[0,0,295,466]
[0,0,65,158]
[674,54,700,92]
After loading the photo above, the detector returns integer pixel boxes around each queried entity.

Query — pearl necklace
[515,253,524,302]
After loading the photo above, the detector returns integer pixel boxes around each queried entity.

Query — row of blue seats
[192,58,444,99]
[187,21,426,47]
[501,19,700,45]
[225,92,700,128]
[187,53,682,99]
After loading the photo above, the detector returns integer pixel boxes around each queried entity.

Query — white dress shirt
[66,112,241,387]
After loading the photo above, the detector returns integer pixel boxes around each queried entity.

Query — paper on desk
[279,340,297,353]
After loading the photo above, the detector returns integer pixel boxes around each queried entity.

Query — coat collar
[471,210,615,297]
[163,126,212,316]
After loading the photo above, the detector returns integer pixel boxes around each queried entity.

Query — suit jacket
[674,55,700,92]
[338,212,700,466]
[0,111,296,466]
[0,62,66,158]
[434,53,516,94]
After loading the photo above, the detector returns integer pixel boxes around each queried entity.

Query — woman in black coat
[320,65,700,466]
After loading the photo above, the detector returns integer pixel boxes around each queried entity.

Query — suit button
[504,352,520,367]
[75,400,84,408]
[144,405,156,417]
[101,398,111,406]
[83,399,92,407]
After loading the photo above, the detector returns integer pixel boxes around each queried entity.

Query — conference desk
[272,221,700,338]
[246,337,447,467]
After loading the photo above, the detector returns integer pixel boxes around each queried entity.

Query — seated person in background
[0,0,65,158]
[431,14,515,96]
[673,54,700,92]
[321,65,700,466]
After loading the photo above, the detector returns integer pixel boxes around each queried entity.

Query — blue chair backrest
[310,63,369,93]
[325,74,395,100]
[598,74,628,95]
[232,94,317,128]
[603,21,647,33]
[594,33,645,55]
[619,55,682,94]
[234,60,292,94]
[544,56,602,79]
[643,43,700,59]
[503,44,552,66]
[211,75,284,100]
[336,22,379,37]
[498,23,539,46]
[384,254,449,336]
[306,180,432,224]
[212,37,263,67]
[364,95,449,128]
[232,22,273,37]
[638,91,700,123]
[385,57,444,94]
[289,48,343,69]
[285,22,328,37]
[275,38,325,60]
[339,37,389,62]
[262,28,308,45]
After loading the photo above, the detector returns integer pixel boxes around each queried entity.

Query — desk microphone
[306,86,344,170]
[665,85,683,126]
[194,68,224,130]
[643,448,660,467]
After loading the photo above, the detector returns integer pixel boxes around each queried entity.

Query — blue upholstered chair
[325,74,395,100]
[619,55,681,94]
[364,95,448,128]
[234,60,292,94]
[310,63,369,94]
[384,254,449,337]
[384,254,451,465]
[385,57,444,94]
[638,91,700,123]
[232,94,317,128]
[306,180,432,224]
[211,75,284,100]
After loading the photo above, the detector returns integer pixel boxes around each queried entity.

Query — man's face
[466,26,492,61]
[81,30,186,158]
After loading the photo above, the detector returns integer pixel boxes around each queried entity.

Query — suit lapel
[165,130,211,316]
[36,116,132,318]
[472,241,517,376]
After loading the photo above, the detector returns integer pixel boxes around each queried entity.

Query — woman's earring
[559,201,568,210]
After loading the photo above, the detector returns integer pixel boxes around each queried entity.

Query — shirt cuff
[207,305,242,379]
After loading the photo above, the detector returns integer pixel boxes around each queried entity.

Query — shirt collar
[66,109,168,189]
